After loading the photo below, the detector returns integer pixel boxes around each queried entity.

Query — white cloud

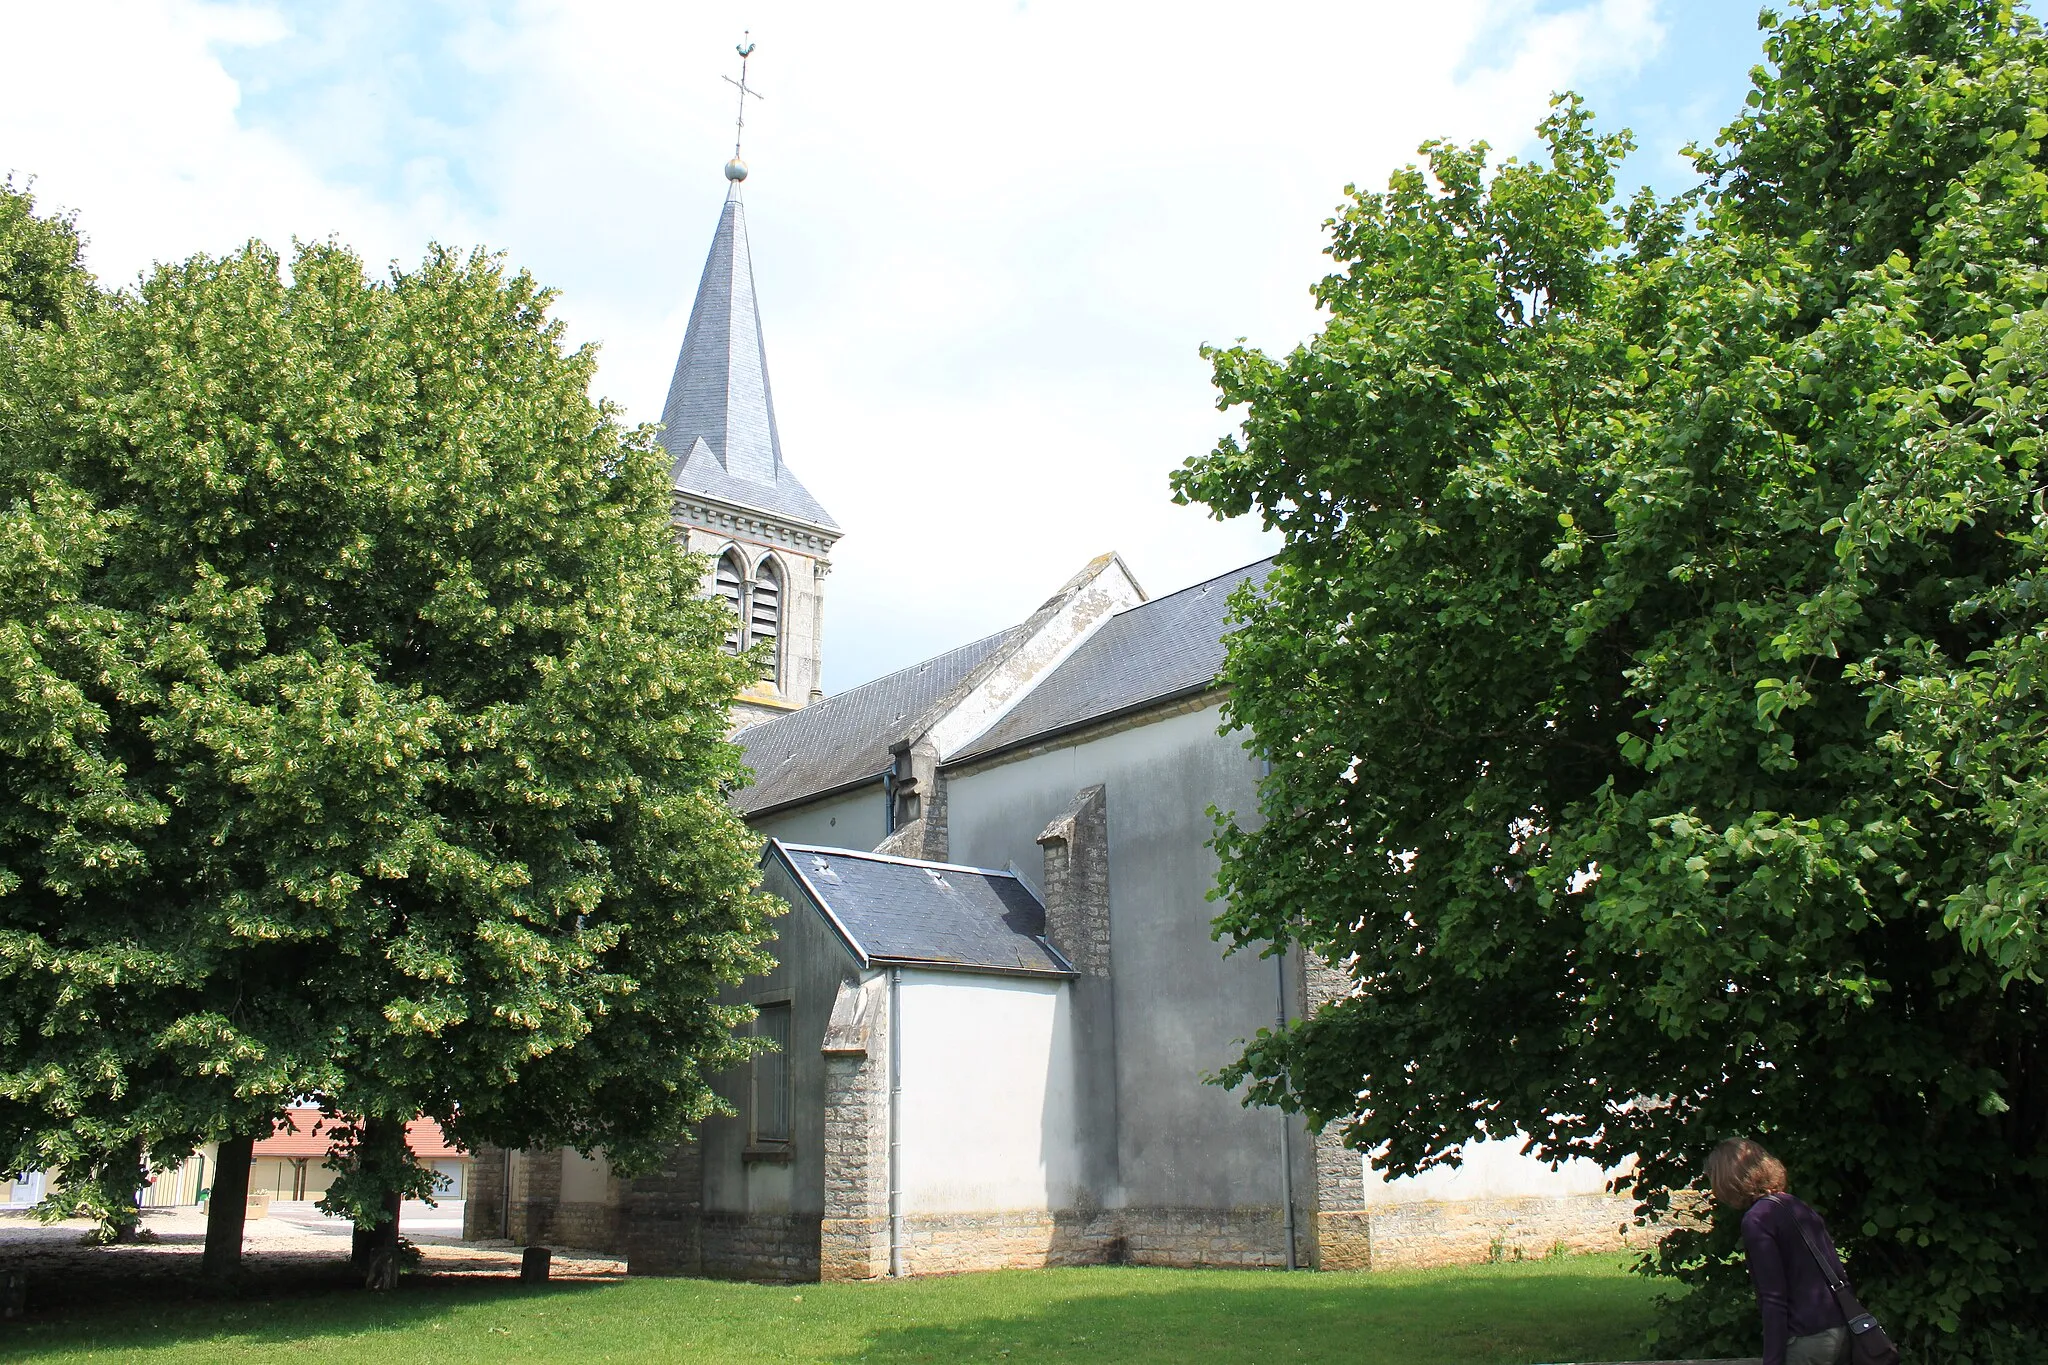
[0,0,1664,690]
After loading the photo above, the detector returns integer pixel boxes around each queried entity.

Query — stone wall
[625,1141,705,1277]
[463,1145,507,1242]
[819,977,891,1281]
[874,740,947,863]
[1037,785,1109,977]
[676,511,835,715]
[500,1147,562,1247]
[864,1205,1299,1277]
[1118,1206,1295,1269]
[550,1199,627,1253]
[699,1212,822,1282]
[1301,952,1367,1271]
[458,1146,629,1252]
[1337,1193,1646,1271]
[895,1211,1077,1275]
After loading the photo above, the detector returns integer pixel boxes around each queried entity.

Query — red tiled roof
[404,1118,463,1161]
[251,1108,467,1162]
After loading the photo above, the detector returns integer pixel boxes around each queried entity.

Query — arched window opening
[750,558,782,684]
[715,551,745,655]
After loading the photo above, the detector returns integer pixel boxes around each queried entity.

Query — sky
[3,0,1773,693]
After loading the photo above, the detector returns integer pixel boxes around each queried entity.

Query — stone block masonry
[819,978,891,1281]
[463,1146,507,1242]
[1037,784,1110,977]
[1318,1194,1645,1272]
[550,1199,626,1254]
[699,1212,822,1282]
[625,1141,705,1277]
[834,1206,1301,1279]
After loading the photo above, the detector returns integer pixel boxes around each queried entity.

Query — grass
[0,1255,1661,1364]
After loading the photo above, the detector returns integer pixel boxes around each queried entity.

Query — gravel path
[0,1201,624,1312]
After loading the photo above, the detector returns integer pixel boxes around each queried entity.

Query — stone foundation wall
[819,977,892,1281]
[1319,1194,1645,1272]
[617,1190,1648,1281]
[895,1211,1068,1275]
[486,1147,563,1247]
[551,1199,627,1254]
[462,1147,627,1252]
[1118,1206,1295,1269]
[860,1205,1296,1278]
[698,1211,822,1282]
[464,1146,507,1242]
[625,1141,705,1276]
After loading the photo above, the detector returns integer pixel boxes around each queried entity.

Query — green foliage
[31,1139,144,1244]
[0,179,91,331]
[1171,2,2048,1359]
[0,185,778,1222]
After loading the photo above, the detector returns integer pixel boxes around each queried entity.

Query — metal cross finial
[724,33,764,162]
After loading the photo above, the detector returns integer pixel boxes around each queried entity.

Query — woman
[1705,1137,1850,1365]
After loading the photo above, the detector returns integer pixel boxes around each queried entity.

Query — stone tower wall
[676,499,834,720]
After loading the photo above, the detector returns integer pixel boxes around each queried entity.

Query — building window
[752,1001,792,1145]
[715,550,745,655]
[750,558,782,685]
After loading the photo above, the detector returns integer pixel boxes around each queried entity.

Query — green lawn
[2,1256,1662,1363]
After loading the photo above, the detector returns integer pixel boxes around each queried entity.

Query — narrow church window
[752,1001,792,1145]
[715,551,746,655]
[750,558,782,684]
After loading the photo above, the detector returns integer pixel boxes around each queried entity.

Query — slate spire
[660,181,838,531]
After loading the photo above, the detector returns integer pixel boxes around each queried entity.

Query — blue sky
[6,1,1776,692]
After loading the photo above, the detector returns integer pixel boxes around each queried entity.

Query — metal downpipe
[1277,950,1298,1270]
[888,966,903,1278]
[1259,755,1300,1270]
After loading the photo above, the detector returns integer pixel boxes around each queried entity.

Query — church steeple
[663,41,839,727]
[659,186,838,532]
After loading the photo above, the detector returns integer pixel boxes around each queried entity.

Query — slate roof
[661,187,838,532]
[768,841,1073,977]
[734,628,1015,813]
[950,557,1275,762]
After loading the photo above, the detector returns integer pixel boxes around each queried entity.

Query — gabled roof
[731,552,1145,815]
[734,629,1013,814]
[950,557,1274,763]
[767,841,1073,977]
[660,186,838,533]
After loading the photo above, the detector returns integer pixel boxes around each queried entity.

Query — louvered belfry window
[715,552,745,655]
[750,559,782,684]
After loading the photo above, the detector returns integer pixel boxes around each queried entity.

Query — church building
[465,154,1642,1280]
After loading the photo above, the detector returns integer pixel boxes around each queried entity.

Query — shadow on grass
[836,1263,1661,1365]
[6,1268,612,1358]
[0,1256,1661,1365]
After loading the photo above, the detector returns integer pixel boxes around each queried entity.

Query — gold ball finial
[725,157,749,182]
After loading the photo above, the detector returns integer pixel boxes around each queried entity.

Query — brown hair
[1705,1138,1788,1210]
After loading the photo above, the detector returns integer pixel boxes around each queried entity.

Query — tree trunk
[105,1138,146,1244]
[202,1135,255,1283]
[350,1117,405,1291]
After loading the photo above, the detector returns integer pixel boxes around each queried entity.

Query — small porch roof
[764,840,1075,979]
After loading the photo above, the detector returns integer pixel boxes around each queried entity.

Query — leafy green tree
[0,202,777,1278]
[1173,2,2048,1358]
[0,180,171,1245]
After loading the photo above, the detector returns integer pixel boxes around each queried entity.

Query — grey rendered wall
[754,782,887,853]
[945,704,1308,1230]
[688,855,866,1277]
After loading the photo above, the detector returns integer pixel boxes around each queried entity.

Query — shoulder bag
[1772,1194,1902,1365]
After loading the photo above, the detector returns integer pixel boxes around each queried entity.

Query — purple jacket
[1742,1192,1849,1365]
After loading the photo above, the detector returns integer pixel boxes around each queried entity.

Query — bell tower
[659,44,838,729]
